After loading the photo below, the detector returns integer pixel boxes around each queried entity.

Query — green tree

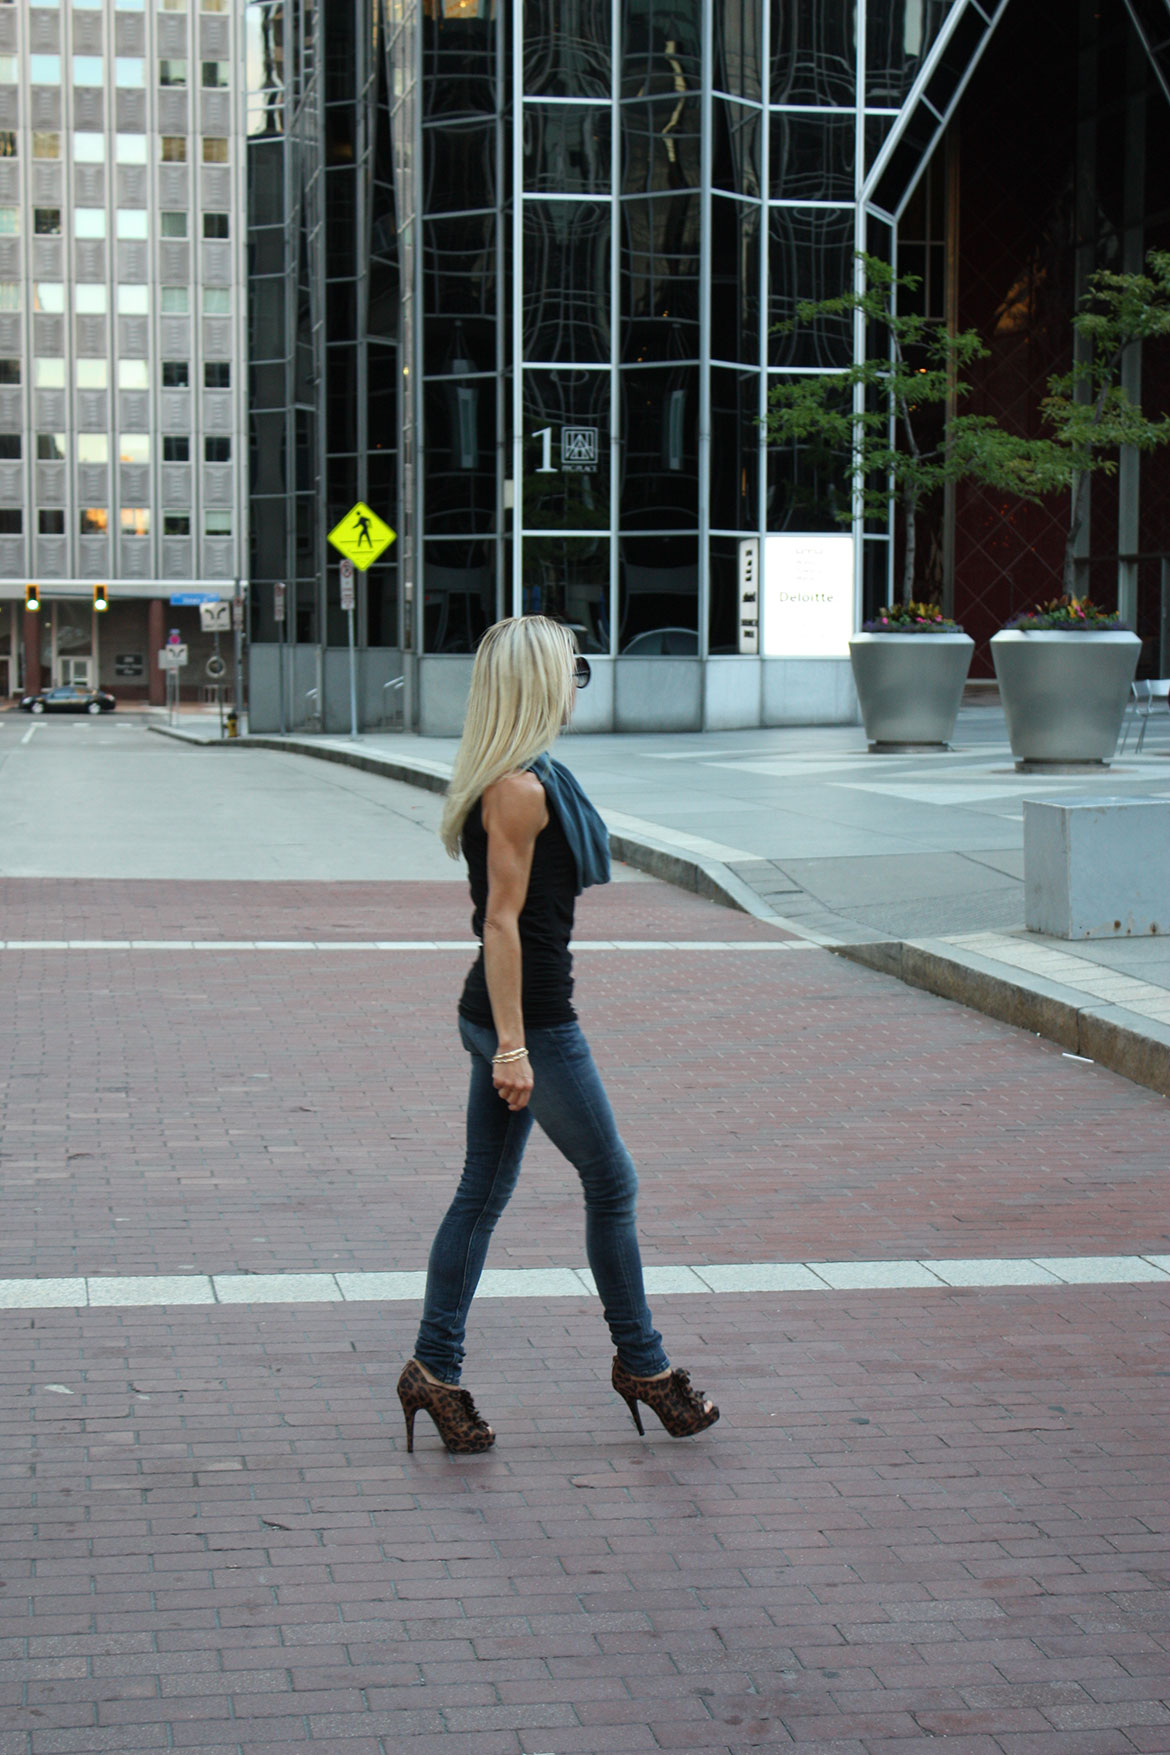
[1042,251,1170,593]
[766,251,1170,605]
[764,256,1066,603]
[764,255,1008,602]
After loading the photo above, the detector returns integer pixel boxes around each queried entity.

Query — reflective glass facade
[246,0,1170,730]
[245,0,398,669]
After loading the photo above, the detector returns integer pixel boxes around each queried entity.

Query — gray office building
[0,0,246,705]
[245,0,1170,736]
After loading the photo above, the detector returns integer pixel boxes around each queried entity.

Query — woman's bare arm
[480,770,548,1111]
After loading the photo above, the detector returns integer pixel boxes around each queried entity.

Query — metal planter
[848,632,975,752]
[990,629,1141,768]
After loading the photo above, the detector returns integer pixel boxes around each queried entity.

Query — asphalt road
[0,711,456,881]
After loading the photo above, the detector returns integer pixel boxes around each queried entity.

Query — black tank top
[458,787,578,1028]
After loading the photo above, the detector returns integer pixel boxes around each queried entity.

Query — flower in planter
[1005,595,1131,632]
[862,599,965,634]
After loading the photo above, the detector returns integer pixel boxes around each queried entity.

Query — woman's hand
[493,1054,534,1112]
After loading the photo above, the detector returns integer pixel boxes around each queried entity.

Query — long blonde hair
[440,616,578,857]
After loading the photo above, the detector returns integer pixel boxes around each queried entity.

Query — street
[0,715,453,882]
[1,721,1168,1755]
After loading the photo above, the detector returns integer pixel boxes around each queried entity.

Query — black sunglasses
[573,657,592,689]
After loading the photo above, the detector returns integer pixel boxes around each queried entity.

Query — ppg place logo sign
[533,425,599,475]
[561,427,598,472]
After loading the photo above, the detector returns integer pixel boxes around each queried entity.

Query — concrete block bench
[1024,797,1170,939]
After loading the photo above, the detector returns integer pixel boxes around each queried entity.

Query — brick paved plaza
[1,731,1168,1754]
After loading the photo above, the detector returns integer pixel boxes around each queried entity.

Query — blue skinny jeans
[413,1015,669,1384]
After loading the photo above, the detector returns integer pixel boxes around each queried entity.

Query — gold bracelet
[491,1047,529,1064]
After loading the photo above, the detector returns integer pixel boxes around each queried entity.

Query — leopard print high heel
[397,1359,495,1454]
[611,1356,719,1438]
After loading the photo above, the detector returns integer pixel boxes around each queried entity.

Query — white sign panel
[199,601,231,632]
[737,539,759,655]
[761,534,854,658]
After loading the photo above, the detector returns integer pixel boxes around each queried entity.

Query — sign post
[340,558,358,740]
[273,582,286,735]
[208,651,227,734]
[199,601,230,739]
[159,641,188,728]
[230,584,244,738]
[327,503,397,738]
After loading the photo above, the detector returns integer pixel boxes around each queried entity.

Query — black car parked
[19,686,117,716]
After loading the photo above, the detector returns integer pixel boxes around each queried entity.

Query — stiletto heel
[617,1389,645,1436]
[611,1357,719,1438]
[397,1360,495,1454]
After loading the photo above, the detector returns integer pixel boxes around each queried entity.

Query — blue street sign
[169,592,220,605]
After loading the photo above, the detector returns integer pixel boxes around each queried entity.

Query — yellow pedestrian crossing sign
[327,502,397,571]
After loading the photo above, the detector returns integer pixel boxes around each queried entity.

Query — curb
[830,937,1170,1099]
[149,726,775,921]
[152,726,1170,1100]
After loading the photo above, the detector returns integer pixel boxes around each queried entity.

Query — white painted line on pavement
[0,1278,87,1308]
[808,1260,949,1290]
[0,938,806,952]
[87,1275,215,1306]
[1,1256,1166,1310]
[918,1258,1061,1287]
[1030,1255,1170,1283]
[478,1267,589,1298]
[573,939,803,952]
[642,1266,712,1293]
[213,1272,344,1303]
[20,724,38,744]
[694,1263,826,1293]
[646,746,807,760]
[335,1270,427,1301]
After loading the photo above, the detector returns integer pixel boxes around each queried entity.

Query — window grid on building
[0,0,245,604]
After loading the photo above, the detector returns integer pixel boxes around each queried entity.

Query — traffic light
[92,583,109,613]
[24,583,40,613]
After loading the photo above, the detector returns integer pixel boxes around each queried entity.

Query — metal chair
[1120,679,1170,753]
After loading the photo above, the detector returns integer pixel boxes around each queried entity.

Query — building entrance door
[60,656,93,687]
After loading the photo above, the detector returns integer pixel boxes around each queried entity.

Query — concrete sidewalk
[156,704,1170,1096]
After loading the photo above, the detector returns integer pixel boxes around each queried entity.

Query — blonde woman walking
[397,616,719,1453]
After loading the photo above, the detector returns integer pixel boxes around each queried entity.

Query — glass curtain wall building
[246,0,1170,734]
